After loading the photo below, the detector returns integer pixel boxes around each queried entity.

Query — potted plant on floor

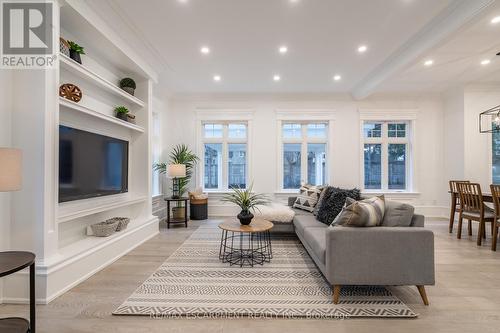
[67,41,85,64]
[119,78,136,96]
[115,106,129,121]
[154,144,199,220]
[222,183,269,225]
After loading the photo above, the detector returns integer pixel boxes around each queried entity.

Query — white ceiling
[85,0,500,97]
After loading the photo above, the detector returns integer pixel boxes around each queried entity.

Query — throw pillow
[316,187,361,225]
[333,195,386,227]
[292,184,322,212]
[312,186,328,216]
[381,200,414,227]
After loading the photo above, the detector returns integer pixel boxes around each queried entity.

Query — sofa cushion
[303,227,326,264]
[334,195,385,227]
[316,187,361,225]
[312,187,328,216]
[293,184,322,212]
[293,214,327,236]
[381,200,415,227]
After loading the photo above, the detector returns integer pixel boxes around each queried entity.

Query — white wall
[162,93,447,217]
[463,85,500,188]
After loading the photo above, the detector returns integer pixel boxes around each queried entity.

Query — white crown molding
[358,108,419,120]
[275,109,336,121]
[351,0,496,100]
[195,108,255,121]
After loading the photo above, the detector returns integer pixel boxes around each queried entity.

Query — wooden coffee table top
[218,218,273,233]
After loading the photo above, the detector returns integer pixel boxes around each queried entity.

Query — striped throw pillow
[333,195,385,227]
[293,184,322,212]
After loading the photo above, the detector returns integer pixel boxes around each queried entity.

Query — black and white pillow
[293,184,322,212]
[333,195,386,227]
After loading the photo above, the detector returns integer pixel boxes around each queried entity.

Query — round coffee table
[218,218,273,267]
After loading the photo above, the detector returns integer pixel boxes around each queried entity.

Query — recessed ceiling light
[279,46,288,54]
[358,45,368,53]
[200,46,210,54]
[481,59,491,65]
[178,0,188,3]
[491,16,500,24]
[273,75,281,81]
[213,75,221,82]
[424,59,434,66]
[333,75,341,81]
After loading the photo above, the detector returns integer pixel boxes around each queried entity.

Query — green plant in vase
[67,41,85,64]
[154,144,199,219]
[221,183,269,225]
[115,106,129,121]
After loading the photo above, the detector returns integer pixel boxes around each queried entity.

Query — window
[493,128,500,184]
[281,122,328,189]
[363,121,411,191]
[202,122,248,190]
[152,112,162,196]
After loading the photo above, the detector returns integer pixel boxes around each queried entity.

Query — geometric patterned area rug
[113,223,418,319]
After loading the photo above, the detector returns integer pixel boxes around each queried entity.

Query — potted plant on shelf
[154,144,199,220]
[119,78,136,96]
[222,183,269,225]
[67,41,85,64]
[115,106,129,121]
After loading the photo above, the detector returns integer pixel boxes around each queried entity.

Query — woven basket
[107,217,130,232]
[91,220,119,237]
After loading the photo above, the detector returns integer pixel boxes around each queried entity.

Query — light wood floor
[2,218,500,333]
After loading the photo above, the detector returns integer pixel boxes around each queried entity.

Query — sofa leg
[416,285,429,306]
[333,285,341,304]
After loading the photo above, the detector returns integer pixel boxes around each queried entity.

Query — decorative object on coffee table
[221,183,269,225]
[114,106,129,121]
[59,83,82,103]
[164,197,189,228]
[90,219,120,237]
[67,40,85,64]
[0,252,36,333]
[119,77,136,96]
[218,218,273,267]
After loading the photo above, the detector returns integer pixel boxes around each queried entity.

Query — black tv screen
[59,125,129,203]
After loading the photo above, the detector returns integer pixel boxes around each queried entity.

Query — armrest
[325,226,435,286]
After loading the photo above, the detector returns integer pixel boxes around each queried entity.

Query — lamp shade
[167,164,186,178]
[0,148,22,192]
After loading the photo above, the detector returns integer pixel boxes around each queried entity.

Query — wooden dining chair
[490,184,500,251]
[457,182,496,246]
[449,180,470,234]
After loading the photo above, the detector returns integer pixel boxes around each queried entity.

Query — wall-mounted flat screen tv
[59,125,129,203]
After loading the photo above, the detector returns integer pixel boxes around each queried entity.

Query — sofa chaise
[287,198,435,305]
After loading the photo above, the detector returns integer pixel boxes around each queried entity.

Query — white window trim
[359,109,418,193]
[195,108,254,192]
[275,109,335,191]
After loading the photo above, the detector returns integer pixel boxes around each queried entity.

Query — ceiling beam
[351,0,496,100]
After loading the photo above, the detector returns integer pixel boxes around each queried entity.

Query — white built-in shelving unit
[2,0,159,304]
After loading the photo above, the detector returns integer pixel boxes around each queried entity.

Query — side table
[0,251,36,333]
[164,197,189,228]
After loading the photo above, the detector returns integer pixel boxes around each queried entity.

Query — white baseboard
[2,217,159,304]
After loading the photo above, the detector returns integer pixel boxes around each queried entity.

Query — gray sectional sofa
[288,199,435,305]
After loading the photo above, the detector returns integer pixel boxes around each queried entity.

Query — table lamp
[0,148,22,192]
[167,164,186,199]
